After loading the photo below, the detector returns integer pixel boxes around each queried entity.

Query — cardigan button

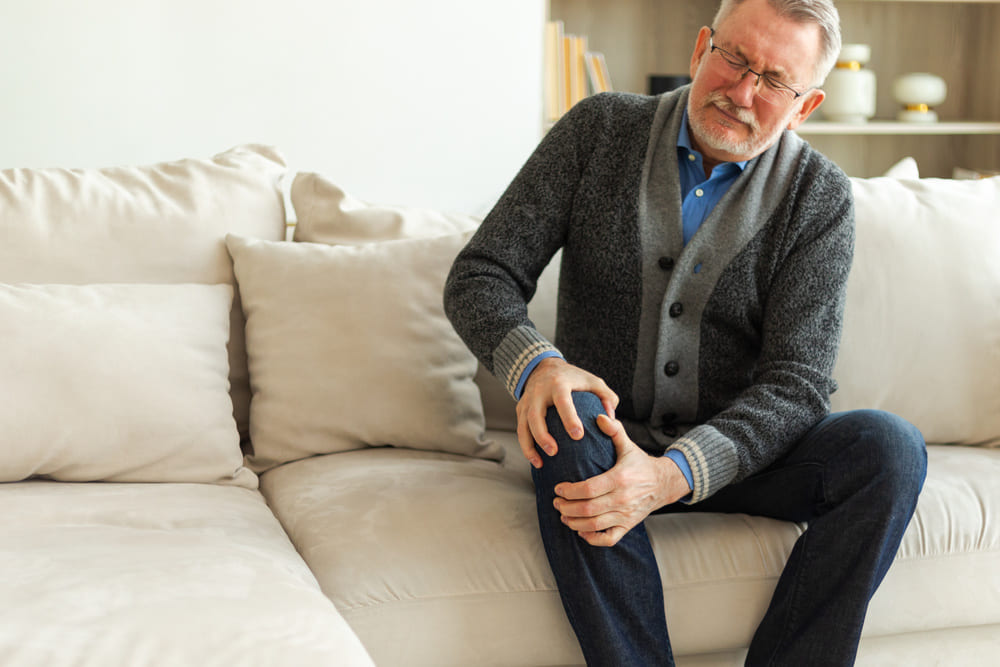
[664,361,680,377]
[669,302,683,318]
[658,256,675,271]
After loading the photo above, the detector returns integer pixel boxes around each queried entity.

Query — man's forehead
[712,19,821,80]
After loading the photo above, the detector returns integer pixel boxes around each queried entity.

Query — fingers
[560,509,619,534]
[554,471,615,501]
[595,413,632,457]
[517,418,543,469]
[579,527,626,547]
[597,386,619,421]
[552,391,584,440]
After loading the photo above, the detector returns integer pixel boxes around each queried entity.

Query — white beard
[687,91,788,160]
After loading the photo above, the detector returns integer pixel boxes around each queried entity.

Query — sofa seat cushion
[261,433,1000,666]
[0,481,372,667]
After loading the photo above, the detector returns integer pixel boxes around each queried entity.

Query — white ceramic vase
[822,44,877,123]
[892,73,947,122]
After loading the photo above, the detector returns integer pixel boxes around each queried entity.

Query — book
[567,34,588,108]
[543,22,608,123]
[544,21,566,123]
[585,51,613,94]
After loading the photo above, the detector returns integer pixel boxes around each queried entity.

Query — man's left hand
[553,414,691,547]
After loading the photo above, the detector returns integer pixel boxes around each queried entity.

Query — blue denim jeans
[532,392,927,667]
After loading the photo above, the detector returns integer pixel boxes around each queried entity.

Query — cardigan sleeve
[443,95,609,396]
[668,163,856,502]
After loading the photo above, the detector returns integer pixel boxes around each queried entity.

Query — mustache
[703,92,759,130]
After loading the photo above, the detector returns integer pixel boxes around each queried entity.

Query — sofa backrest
[275,167,1000,451]
[497,176,1000,449]
[0,145,287,444]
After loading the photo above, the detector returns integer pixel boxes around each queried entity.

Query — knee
[845,409,927,497]
[534,392,615,486]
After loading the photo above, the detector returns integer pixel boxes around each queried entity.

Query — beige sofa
[1,145,997,667]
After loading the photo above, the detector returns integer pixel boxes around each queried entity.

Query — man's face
[687,0,826,165]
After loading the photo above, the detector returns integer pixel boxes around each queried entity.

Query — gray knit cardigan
[444,88,854,502]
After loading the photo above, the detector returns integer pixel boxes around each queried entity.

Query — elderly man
[444,0,926,664]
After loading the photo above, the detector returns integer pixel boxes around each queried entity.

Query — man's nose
[727,69,758,107]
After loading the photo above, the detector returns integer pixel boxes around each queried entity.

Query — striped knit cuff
[667,424,740,503]
[493,325,561,398]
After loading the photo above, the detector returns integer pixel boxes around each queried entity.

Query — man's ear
[689,27,713,80]
[787,88,826,129]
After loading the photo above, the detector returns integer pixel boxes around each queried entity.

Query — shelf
[844,0,1000,3]
[797,121,1000,136]
[548,0,999,176]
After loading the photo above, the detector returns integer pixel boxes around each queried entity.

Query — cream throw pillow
[0,283,255,486]
[0,146,287,445]
[290,172,479,244]
[227,233,502,471]
[833,176,1000,447]
[881,156,920,179]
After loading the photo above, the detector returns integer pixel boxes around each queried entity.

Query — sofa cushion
[261,437,1000,666]
[0,481,373,666]
[0,282,254,487]
[833,176,1000,447]
[290,171,479,244]
[288,172,537,431]
[227,233,502,471]
[0,145,287,445]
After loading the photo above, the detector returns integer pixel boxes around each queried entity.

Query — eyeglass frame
[707,28,811,102]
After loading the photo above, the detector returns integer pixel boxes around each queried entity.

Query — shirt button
[664,361,680,377]
[658,256,675,271]
[669,302,683,318]
[695,188,705,197]
[687,153,696,162]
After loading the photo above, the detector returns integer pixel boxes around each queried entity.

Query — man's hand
[553,414,691,547]
[517,357,618,469]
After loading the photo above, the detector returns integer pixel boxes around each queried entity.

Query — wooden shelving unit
[548,0,1000,177]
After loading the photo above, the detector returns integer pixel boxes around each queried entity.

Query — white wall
[0,0,545,214]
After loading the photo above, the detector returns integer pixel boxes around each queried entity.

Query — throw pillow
[832,176,1000,447]
[290,172,479,244]
[227,233,502,471]
[0,283,255,486]
[0,145,288,446]
[881,156,920,179]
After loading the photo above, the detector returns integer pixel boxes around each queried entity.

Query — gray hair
[713,0,842,86]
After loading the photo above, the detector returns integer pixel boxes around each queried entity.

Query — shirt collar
[677,109,749,173]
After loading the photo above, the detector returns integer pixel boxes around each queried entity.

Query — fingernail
[570,428,583,439]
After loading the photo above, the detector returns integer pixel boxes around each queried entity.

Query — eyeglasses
[708,29,808,104]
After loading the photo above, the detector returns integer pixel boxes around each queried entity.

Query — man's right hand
[516,357,619,468]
